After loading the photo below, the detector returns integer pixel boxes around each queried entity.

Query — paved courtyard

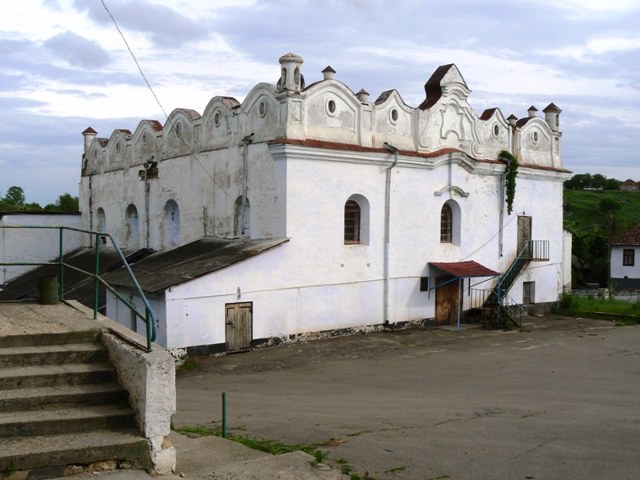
[173,316,640,479]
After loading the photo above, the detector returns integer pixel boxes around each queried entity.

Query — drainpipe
[88,175,94,247]
[499,168,506,258]
[143,157,155,249]
[239,133,254,236]
[383,142,399,326]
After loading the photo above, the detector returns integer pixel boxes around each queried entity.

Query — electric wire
[100,0,235,200]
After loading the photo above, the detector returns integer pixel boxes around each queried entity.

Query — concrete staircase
[0,329,149,476]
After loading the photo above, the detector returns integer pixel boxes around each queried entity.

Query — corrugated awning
[430,260,499,278]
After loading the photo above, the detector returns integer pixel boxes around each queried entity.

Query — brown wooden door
[435,278,459,325]
[517,216,532,255]
[225,302,253,353]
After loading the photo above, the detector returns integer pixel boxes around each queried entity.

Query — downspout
[143,157,155,250]
[383,142,399,326]
[239,133,254,236]
[88,175,94,247]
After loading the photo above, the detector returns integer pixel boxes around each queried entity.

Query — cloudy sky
[1,0,639,205]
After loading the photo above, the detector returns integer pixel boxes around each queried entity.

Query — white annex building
[79,53,571,352]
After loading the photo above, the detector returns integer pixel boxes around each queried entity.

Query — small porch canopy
[428,260,500,330]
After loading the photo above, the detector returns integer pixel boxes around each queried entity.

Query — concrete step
[0,382,127,411]
[0,362,115,390]
[0,329,101,348]
[0,429,150,473]
[0,342,108,367]
[0,404,136,438]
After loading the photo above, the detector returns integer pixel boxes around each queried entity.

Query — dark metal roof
[430,261,499,278]
[0,247,136,307]
[103,237,289,294]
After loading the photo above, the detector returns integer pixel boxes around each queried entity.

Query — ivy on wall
[500,150,519,215]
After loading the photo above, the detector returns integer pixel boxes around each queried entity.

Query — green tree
[45,193,79,212]
[1,186,26,208]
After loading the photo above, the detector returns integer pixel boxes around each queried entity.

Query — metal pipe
[222,392,227,438]
[239,133,254,236]
[143,157,154,249]
[59,228,64,301]
[383,142,399,326]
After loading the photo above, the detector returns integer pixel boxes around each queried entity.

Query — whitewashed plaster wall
[106,150,567,349]
[611,246,640,280]
[0,213,82,284]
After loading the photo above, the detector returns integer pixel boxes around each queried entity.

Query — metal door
[435,278,459,325]
[517,216,532,255]
[225,302,253,353]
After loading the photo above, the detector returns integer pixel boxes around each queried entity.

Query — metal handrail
[0,225,157,352]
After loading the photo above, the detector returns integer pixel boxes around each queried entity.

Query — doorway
[225,302,253,353]
[517,216,532,255]
[435,277,460,325]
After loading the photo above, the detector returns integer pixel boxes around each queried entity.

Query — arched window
[96,208,106,233]
[440,204,453,243]
[344,200,361,244]
[163,199,180,249]
[234,196,250,237]
[344,195,370,245]
[125,204,139,249]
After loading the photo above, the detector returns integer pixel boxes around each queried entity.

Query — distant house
[620,179,638,191]
[0,212,81,285]
[611,225,640,290]
[77,53,570,352]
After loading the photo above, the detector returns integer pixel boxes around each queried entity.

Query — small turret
[527,106,538,118]
[543,102,562,132]
[322,65,336,80]
[277,52,304,93]
[82,127,97,154]
[356,88,370,103]
[507,114,518,127]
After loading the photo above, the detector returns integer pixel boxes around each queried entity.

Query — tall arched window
[234,196,250,237]
[96,208,106,233]
[125,204,139,249]
[440,204,453,243]
[344,200,361,244]
[163,199,180,249]
[344,195,370,245]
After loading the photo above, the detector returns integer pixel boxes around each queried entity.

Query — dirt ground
[173,316,640,479]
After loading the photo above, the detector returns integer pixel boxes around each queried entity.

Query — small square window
[420,277,429,292]
[623,249,635,266]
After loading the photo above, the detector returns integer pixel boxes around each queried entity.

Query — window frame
[623,248,635,266]
[440,203,453,243]
[344,199,361,244]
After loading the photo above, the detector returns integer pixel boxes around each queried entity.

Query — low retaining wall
[66,301,176,474]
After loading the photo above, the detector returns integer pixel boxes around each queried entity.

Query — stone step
[0,382,127,411]
[0,362,115,390]
[0,342,108,367]
[0,329,101,348]
[0,404,136,438]
[0,429,150,473]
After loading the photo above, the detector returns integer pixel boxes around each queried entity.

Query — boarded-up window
[344,200,361,244]
[523,281,535,304]
[623,249,635,266]
[440,204,452,243]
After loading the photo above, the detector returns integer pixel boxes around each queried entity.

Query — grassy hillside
[564,189,640,233]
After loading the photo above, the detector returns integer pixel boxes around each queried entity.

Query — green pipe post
[94,233,100,319]
[58,227,65,300]
[222,392,227,438]
[145,308,152,352]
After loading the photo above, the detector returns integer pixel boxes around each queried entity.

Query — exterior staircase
[0,329,149,476]
[482,240,549,328]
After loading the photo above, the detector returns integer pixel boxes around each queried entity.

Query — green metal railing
[0,225,157,352]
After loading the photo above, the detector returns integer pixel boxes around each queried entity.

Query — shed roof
[103,237,289,294]
[430,261,499,278]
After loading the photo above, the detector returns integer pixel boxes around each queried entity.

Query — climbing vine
[500,150,519,215]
